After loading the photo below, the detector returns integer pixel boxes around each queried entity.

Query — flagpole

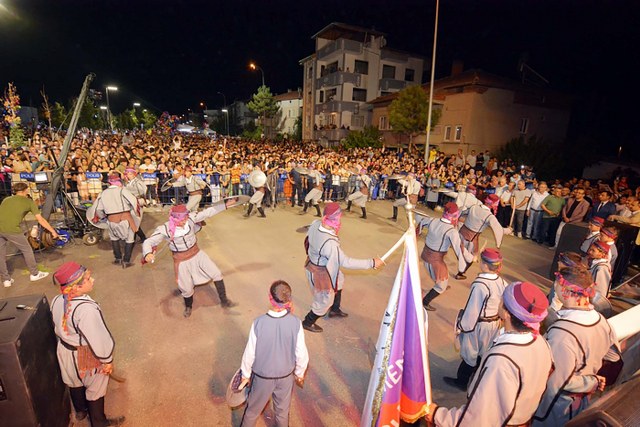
[424,0,440,163]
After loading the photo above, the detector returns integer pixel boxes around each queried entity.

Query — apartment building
[300,22,424,144]
[273,89,302,137]
[369,65,572,155]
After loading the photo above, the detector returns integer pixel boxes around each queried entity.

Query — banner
[361,228,432,426]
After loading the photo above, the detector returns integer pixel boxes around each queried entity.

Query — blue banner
[85,172,102,179]
[19,173,35,181]
[142,173,157,179]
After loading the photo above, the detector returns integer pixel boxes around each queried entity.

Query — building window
[379,116,388,130]
[382,65,396,79]
[454,125,463,141]
[444,126,452,141]
[352,115,364,127]
[319,91,324,103]
[520,118,529,134]
[352,88,367,102]
[307,66,313,79]
[327,61,339,75]
[354,60,369,75]
[405,68,415,82]
[326,88,337,101]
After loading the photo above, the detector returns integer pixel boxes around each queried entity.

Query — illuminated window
[454,125,463,141]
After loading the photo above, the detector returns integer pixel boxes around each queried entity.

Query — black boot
[111,241,122,264]
[183,296,193,318]
[122,243,134,268]
[314,204,322,217]
[214,280,238,308]
[443,360,475,391]
[360,207,367,219]
[346,200,352,212]
[244,203,254,217]
[328,290,348,318]
[389,206,398,221]
[87,397,125,427]
[69,387,88,421]
[300,202,308,214]
[136,228,146,243]
[303,311,323,332]
[422,288,441,311]
[257,207,266,218]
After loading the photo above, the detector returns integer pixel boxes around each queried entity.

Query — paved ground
[2,200,558,426]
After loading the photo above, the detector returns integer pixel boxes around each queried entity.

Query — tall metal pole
[105,88,112,130]
[424,0,440,163]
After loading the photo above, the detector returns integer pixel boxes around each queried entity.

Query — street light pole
[424,0,439,163]
[249,63,265,86]
[105,86,118,130]
[221,109,229,136]
[217,91,227,108]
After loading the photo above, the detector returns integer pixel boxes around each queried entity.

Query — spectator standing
[510,180,532,238]
[551,187,590,248]
[525,182,549,240]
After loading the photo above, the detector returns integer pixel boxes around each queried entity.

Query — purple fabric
[502,283,547,333]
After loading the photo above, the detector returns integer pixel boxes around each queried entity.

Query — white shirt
[240,309,309,378]
[528,190,549,211]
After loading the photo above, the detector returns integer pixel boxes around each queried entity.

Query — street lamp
[221,109,229,136]
[217,91,227,108]
[249,62,265,86]
[133,102,141,107]
[105,86,118,130]
[99,106,108,128]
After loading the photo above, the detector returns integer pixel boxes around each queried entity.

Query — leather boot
[422,288,440,311]
[389,206,398,221]
[303,311,323,332]
[183,296,193,318]
[300,202,308,214]
[443,360,475,391]
[87,397,125,427]
[360,207,367,219]
[314,204,322,217]
[111,241,122,264]
[214,280,238,308]
[69,387,88,421]
[346,200,352,212]
[136,228,146,243]
[329,290,348,318]
[122,243,134,268]
[244,203,254,217]
[257,207,266,218]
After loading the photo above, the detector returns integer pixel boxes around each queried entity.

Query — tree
[498,135,567,180]
[247,85,279,139]
[75,97,105,129]
[342,126,383,149]
[140,109,158,130]
[114,108,139,130]
[292,115,302,141]
[2,82,24,147]
[50,102,68,128]
[389,85,441,152]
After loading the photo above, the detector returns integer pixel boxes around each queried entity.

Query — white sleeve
[240,322,257,378]
[294,322,309,377]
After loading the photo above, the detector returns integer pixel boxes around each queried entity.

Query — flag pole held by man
[361,201,432,426]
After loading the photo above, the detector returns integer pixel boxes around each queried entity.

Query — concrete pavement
[1,200,556,426]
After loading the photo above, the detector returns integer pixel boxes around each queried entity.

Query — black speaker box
[566,374,640,426]
[0,294,70,427]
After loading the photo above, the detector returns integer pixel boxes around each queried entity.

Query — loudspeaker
[566,373,640,426]
[0,294,70,427]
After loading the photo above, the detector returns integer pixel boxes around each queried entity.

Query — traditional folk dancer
[580,216,604,256]
[600,226,619,269]
[545,251,585,328]
[454,194,505,280]
[446,184,482,212]
[51,262,125,427]
[301,165,324,217]
[444,248,508,390]
[244,169,267,219]
[345,168,371,219]
[239,281,309,427]
[124,167,148,242]
[302,203,383,332]
[92,174,140,268]
[389,173,422,221]
[533,267,621,426]
[426,282,553,427]
[587,240,613,316]
[417,202,473,311]
[142,203,238,318]
[169,166,207,212]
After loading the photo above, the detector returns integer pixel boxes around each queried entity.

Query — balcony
[379,78,407,91]
[314,100,359,114]
[317,38,362,60]
[380,49,409,62]
[314,128,350,142]
[317,71,361,88]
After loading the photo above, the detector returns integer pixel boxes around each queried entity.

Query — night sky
[1,0,638,156]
